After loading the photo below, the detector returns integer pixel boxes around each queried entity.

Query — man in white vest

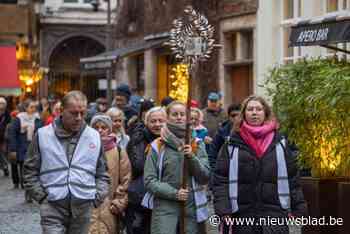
[23,91,110,234]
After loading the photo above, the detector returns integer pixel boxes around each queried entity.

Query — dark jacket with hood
[213,131,307,218]
[126,126,157,205]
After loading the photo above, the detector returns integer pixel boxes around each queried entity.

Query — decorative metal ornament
[167,5,215,70]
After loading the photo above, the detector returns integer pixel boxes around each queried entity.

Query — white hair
[144,106,166,124]
[0,97,7,106]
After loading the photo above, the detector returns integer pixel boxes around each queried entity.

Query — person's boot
[13,184,19,189]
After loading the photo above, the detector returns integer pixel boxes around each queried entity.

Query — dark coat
[123,105,138,125]
[207,120,232,170]
[8,116,42,161]
[212,131,307,218]
[0,111,11,144]
[126,127,157,205]
[202,107,227,138]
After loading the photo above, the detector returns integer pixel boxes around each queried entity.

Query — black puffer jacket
[213,131,307,218]
[126,127,157,205]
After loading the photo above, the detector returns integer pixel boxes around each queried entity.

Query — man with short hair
[24,91,110,234]
[202,92,227,140]
[0,97,10,176]
[207,103,241,170]
[112,83,138,124]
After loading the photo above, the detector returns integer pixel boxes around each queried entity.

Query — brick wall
[0,4,29,42]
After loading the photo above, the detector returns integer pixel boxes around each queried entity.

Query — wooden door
[231,64,252,104]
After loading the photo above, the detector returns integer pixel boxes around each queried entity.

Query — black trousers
[125,204,151,234]
[0,151,8,170]
[11,161,24,186]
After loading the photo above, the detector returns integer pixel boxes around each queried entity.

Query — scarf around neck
[239,120,277,158]
[160,122,186,150]
[102,133,117,151]
[17,112,40,141]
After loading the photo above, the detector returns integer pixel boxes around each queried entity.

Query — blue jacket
[194,128,208,141]
[8,116,42,161]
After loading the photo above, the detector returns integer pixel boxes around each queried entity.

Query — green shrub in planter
[264,58,350,178]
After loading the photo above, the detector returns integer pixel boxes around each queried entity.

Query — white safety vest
[38,124,101,201]
[142,139,209,223]
[228,139,291,213]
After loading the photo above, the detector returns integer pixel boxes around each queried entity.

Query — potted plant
[264,58,350,234]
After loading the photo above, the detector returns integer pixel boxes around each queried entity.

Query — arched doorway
[48,36,105,101]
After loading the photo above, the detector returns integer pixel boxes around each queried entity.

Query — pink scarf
[239,120,277,158]
[101,133,117,151]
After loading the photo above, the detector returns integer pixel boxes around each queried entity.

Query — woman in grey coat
[143,101,210,234]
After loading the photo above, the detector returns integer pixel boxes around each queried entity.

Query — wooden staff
[180,63,197,234]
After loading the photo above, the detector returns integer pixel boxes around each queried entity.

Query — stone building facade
[113,0,257,107]
[38,0,118,101]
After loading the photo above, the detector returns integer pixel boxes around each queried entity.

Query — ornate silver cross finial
[168,5,215,71]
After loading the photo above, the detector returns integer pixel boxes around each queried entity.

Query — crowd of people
[0,84,307,234]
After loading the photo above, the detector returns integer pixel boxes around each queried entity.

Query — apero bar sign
[296,28,329,43]
[289,19,350,46]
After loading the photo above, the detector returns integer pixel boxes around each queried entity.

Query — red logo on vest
[89,143,96,149]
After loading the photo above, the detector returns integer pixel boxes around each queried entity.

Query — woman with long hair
[213,95,307,234]
[8,99,42,202]
[106,107,130,150]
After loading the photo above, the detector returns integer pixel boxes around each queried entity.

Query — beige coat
[89,147,132,234]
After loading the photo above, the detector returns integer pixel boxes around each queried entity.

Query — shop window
[226,30,253,62]
[136,54,145,94]
[230,33,237,61]
[283,0,294,19]
[327,0,338,12]
[281,0,302,64]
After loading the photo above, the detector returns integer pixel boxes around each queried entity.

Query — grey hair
[106,107,125,120]
[144,106,166,124]
[0,97,7,106]
[62,91,87,108]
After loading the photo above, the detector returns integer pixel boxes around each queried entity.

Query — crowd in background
[0,83,307,234]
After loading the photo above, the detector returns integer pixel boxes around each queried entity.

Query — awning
[0,45,21,96]
[289,11,350,50]
[80,38,168,70]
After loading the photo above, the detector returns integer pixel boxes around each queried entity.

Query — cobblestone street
[0,174,41,234]
[0,172,301,234]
